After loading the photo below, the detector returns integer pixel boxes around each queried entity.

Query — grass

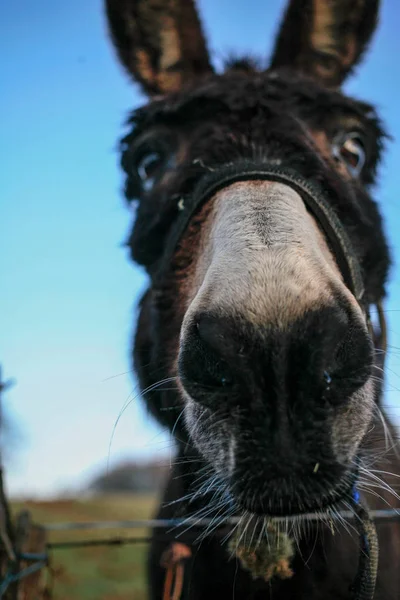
[11,494,158,600]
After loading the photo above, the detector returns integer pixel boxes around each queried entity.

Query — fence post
[0,366,17,599]
[0,368,48,600]
[15,511,47,600]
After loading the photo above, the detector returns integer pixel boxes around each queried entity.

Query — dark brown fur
[105,1,400,597]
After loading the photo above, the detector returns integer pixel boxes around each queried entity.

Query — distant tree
[88,460,169,493]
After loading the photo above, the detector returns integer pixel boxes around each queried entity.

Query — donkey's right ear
[105,0,214,96]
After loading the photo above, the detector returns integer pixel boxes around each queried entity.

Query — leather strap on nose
[158,162,365,305]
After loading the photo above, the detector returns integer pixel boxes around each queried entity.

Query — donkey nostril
[196,313,226,350]
[178,314,234,397]
[320,319,372,406]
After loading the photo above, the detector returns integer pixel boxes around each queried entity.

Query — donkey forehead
[129,71,381,133]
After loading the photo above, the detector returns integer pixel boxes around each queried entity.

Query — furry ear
[269,0,380,87]
[105,0,214,95]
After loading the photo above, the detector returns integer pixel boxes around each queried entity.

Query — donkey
[105,1,400,598]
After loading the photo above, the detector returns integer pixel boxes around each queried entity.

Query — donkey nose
[178,314,236,394]
[179,307,372,406]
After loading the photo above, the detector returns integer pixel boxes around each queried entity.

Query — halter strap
[157,162,365,305]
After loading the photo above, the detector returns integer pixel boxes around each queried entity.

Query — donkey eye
[135,150,166,191]
[332,132,366,177]
[122,131,178,198]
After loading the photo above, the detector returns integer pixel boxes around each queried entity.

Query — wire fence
[41,510,400,532]
[2,509,400,599]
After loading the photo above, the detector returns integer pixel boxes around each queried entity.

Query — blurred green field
[12,494,158,600]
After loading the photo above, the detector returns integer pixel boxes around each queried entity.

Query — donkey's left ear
[269,0,380,87]
[105,0,214,96]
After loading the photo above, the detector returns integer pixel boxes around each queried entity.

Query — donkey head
[106,0,390,516]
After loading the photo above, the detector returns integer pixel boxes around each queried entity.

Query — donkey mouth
[231,469,358,518]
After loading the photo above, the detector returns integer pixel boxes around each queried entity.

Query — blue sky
[1,0,400,497]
